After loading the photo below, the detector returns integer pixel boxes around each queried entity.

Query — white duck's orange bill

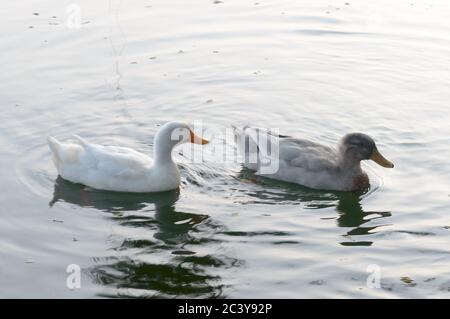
[189,130,209,145]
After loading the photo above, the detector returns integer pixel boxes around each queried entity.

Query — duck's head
[340,133,394,168]
[155,121,209,150]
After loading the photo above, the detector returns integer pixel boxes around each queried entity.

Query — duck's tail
[47,136,62,169]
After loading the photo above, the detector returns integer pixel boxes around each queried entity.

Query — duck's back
[278,138,338,171]
[47,136,154,192]
[233,127,350,190]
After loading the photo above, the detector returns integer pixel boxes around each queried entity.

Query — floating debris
[177,49,185,54]
[213,0,223,4]
[28,26,34,29]
[130,61,138,64]
[52,219,64,223]
[73,238,79,242]
[33,12,39,16]
[149,56,157,60]
[206,99,214,104]
[400,276,417,287]
[213,50,220,53]
[24,260,34,264]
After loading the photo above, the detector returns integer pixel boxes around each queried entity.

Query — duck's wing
[233,126,340,173]
[72,135,152,179]
[280,138,338,172]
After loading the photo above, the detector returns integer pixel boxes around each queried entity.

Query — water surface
[1,0,449,298]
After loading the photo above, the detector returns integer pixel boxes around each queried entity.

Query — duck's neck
[154,139,175,166]
[154,135,176,167]
[339,159,363,174]
[337,147,363,174]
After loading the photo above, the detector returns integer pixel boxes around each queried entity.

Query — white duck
[233,127,394,191]
[47,121,209,193]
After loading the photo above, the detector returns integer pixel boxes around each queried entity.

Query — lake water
[1,0,449,298]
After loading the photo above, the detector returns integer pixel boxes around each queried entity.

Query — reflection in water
[49,169,392,297]
[335,192,391,246]
[50,177,238,298]
[237,168,337,208]
[238,169,391,246]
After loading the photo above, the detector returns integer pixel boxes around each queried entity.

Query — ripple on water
[2,0,450,298]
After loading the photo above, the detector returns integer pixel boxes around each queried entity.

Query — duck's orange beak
[189,130,209,145]
[370,148,394,168]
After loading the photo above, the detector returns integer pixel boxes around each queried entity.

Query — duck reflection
[238,169,391,246]
[335,192,391,246]
[50,176,237,298]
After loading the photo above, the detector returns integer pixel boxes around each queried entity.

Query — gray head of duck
[339,133,394,168]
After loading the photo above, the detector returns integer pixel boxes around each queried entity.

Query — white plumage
[47,121,208,193]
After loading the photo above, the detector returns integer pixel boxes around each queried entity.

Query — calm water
[1,0,449,298]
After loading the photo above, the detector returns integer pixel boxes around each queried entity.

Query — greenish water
[1,0,449,298]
